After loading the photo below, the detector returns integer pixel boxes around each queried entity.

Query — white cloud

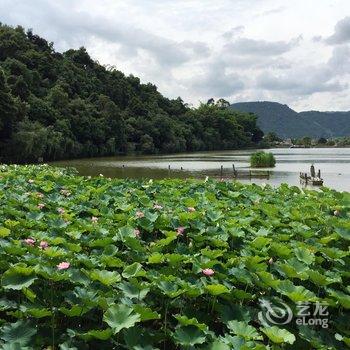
[1,0,350,110]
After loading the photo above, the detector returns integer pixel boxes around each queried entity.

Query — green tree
[0,69,17,141]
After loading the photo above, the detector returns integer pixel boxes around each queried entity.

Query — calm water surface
[52,148,350,192]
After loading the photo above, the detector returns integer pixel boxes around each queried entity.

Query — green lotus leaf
[122,262,144,279]
[260,326,296,344]
[89,269,121,286]
[206,340,231,350]
[256,271,280,288]
[207,210,223,222]
[206,284,230,296]
[0,320,36,346]
[0,343,30,350]
[101,255,124,268]
[114,226,135,241]
[123,326,156,349]
[334,222,350,240]
[172,326,207,346]
[77,328,113,341]
[88,237,114,248]
[118,281,150,300]
[158,280,183,298]
[217,303,252,324]
[59,341,78,350]
[60,305,92,317]
[327,289,350,309]
[270,242,292,258]
[277,280,317,302]
[0,298,17,311]
[150,233,177,251]
[22,287,36,302]
[174,314,208,331]
[148,252,164,264]
[26,211,44,221]
[0,227,10,238]
[2,265,37,290]
[27,308,52,318]
[295,246,315,265]
[227,320,262,340]
[307,270,335,286]
[251,236,271,249]
[103,304,141,334]
[133,305,160,321]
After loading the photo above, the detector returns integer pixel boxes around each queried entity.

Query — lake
[52,148,350,192]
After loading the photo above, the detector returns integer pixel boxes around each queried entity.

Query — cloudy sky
[1,0,350,111]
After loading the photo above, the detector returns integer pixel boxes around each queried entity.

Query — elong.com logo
[258,299,329,329]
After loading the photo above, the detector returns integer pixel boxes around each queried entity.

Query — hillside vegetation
[0,24,263,163]
[230,101,350,138]
[0,165,349,349]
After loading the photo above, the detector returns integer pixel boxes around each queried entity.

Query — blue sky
[1,0,350,111]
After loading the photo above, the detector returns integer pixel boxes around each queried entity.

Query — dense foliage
[230,101,350,139]
[0,165,349,349]
[250,152,276,168]
[0,24,263,163]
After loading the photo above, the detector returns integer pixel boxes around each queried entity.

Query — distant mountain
[230,101,350,138]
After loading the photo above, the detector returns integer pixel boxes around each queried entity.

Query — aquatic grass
[250,151,276,167]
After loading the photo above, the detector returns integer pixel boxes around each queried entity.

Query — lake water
[52,148,350,192]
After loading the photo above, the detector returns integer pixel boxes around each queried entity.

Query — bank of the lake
[52,148,350,192]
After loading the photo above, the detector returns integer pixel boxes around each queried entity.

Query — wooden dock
[217,165,270,179]
[300,172,324,186]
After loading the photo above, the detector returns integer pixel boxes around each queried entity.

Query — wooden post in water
[220,165,223,179]
[232,164,236,178]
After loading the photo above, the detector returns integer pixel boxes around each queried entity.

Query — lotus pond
[0,165,349,349]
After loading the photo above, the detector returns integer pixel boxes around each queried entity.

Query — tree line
[0,24,264,163]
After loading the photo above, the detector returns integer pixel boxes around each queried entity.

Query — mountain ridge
[230,101,350,138]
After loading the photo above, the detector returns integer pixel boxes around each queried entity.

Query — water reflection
[51,148,350,192]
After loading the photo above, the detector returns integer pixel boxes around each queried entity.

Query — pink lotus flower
[91,216,98,223]
[134,229,141,237]
[60,189,71,196]
[268,257,274,265]
[187,207,196,212]
[136,211,144,218]
[39,241,49,249]
[57,262,70,270]
[37,192,44,198]
[28,179,34,184]
[202,268,214,276]
[57,208,65,215]
[24,238,35,246]
[177,226,185,235]
[334,210,340,216]
[153,204,163,210]
[37,203,45,210]
[99,173,104,177]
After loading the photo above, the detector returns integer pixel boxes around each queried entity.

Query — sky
[1,0,350,111]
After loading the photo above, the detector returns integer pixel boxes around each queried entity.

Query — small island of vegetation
[250,151,276,168]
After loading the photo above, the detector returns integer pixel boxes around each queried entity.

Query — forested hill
[0,24,263,163]
[230,101,350,138]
